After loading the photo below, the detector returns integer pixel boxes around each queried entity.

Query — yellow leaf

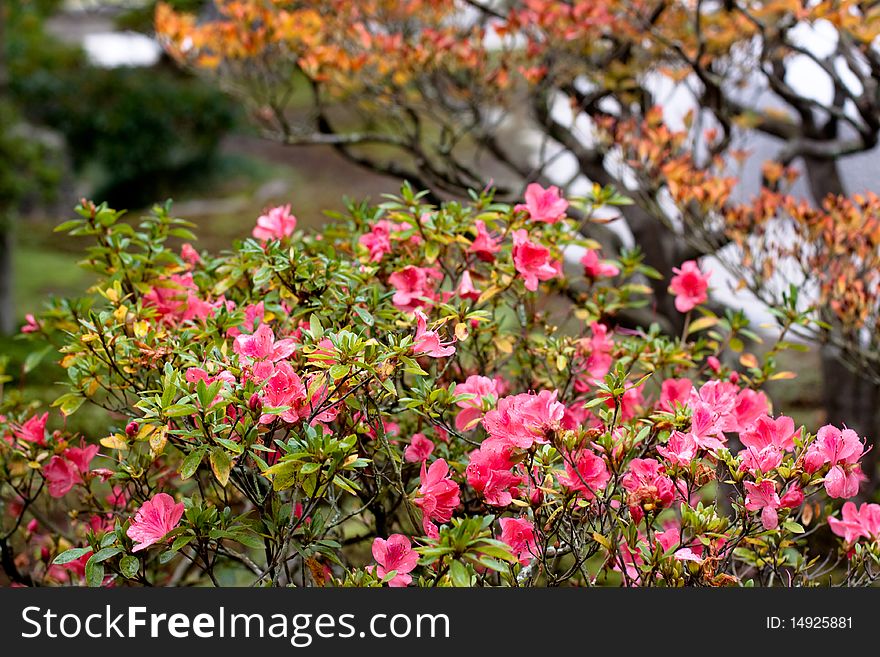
[101,434,129,451]
[769,371,797,380]
[739,353,759,369]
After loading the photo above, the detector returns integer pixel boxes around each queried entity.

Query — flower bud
[125,421,139,437]
[249,393,263,414]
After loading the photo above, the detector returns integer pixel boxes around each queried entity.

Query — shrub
[1,184,876,587]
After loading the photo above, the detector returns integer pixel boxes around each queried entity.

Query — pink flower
[359,220,394,262]
[659,378,693,411]
[657,431,699,467]
[388,266,443,312]
[804,425,867,499]
[779,484,804,509]
[741,415,798,452]
[405,433,435,463]
[621,458,675,522]
[412,309,455,358]
[370,534,419,587]
[454,375,502,432]
[180,243,201,265]
[668,260,710,313]
[576,322,614,385]
[469,220,501,261]
[43,456,78,498]
[13,412,48,446]
[20,313,40,334]
[724,389,769,433]
[515,183,569,224]
[466,442,521,507]
[499,517,538,564]
[258,361,309,424]
[227,302,265,338]
[743,480,781,530]
[64,440,99,475]
[234,323,296,376]
[482,390,565,450]
[739,445,783,475]
[413,459,460,538]
[580,249,620,279]
[558,449,610,498]
[126,493,185,552]
[252,204,297,241]
[143,273,214,325]
[512,229,560,292]
[456,271,481,301]
[829,502,880,544]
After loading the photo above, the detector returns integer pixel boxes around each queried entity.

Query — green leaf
[53,547,92,565]
[90,547,123,563]
[119,555,139,579]
[178,449,204,480]
[783,521,805,534]
[85,559,105,587]
[210,448,233,486]
[352,306,374,326]
[449,560,470,587]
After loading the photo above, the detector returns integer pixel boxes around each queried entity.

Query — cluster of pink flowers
[143,273,215,325]
[829,502,880,545]
[252,204,297,241]
[359,220,421,262]
[803,425,867,499]
[413,459,460,537]
[388,266,443,312]
[43,440,100,498]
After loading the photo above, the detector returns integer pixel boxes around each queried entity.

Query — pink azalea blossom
[514,183,569,224]
[499,517,538,564]
[413,459,460,538]
[804,425,867,499]
[456,271,481,301]
[657,431,699,467]
[412,309,456,358]
[558,449,610,498]
[388,266,443,312]
[466,442,521,507]
[580,249,620,279]
[723,388,769,433]
[234,323,296,376]
[512,229,560,292]
[482,390,566,450]
[64,440,99,475]
[43,456,78,498]
[180,243,201,265]
[469,220,501,261]
[258,361,309,424]
[829,502,880,544]
[359,220,395,262]
[252,204,297,241]
[126,493,185,552]
[14,412,49,446]
[621,458,676,522]
[668,260,710,313]
[743,480,781,530]
[405,433,435,463]
[575,322,614,387]
[779,484,804,509]
[227,302,265,338]
[454,375,502,432]
[143,273,214,325]
[20,313,40,334]
[741,415,798,452]
[659,378,693,411]
[370,534,419,587]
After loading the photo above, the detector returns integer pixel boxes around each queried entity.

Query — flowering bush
[1,184,877,587]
